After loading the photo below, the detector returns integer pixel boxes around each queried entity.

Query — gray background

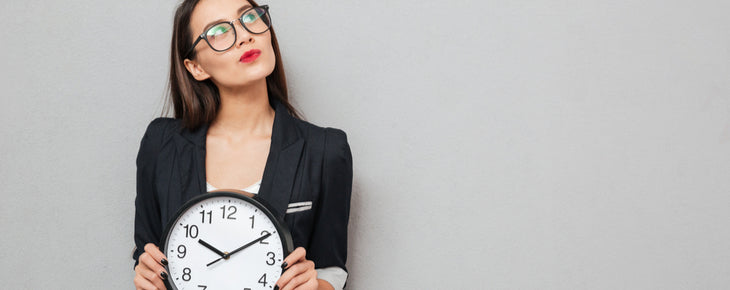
[1,0,729,289]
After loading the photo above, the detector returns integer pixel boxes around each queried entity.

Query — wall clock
[162,191,293,290]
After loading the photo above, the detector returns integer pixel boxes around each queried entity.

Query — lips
[240,49,261,63]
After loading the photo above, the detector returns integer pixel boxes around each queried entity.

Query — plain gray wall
[1,0,729,289]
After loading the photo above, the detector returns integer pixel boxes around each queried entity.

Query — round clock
[161,191,293,290]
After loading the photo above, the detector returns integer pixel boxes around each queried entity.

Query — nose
[234,20,254,48]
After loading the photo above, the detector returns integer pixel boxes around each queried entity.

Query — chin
[245,65,275,83]
[222,70,272,88]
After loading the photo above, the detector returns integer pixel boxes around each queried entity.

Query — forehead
[190,0,252,32]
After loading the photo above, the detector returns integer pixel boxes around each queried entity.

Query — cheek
[265,46,276,71]
[257,37,277,75]
[197,53,230,75]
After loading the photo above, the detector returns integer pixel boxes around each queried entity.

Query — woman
[132,0,353,289]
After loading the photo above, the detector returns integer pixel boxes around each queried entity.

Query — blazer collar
[179,98,304,221]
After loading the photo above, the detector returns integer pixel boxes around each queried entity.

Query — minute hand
[206,232,272,267]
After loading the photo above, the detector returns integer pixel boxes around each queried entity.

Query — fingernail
[160,271,168,280]
[281,261,288,269]
[161,258,168,266]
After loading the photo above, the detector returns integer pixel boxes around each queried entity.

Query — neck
[209,79,275,137]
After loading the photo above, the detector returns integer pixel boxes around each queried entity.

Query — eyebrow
[201,4,253,32]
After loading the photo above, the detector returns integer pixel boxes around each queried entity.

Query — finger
[277,260,315,290]
[141,244,168,278]
[277,262,307,289]
[144,243,168,265]
[282,247,307,270]
[140,252,168,279]
[281,273,308,290]
[283,265,317,290]
[139,265,166,290]
[139,253,168,289]
[153,274,166,290]
[133,274,158,290]
[135,265,166,290]
[294,278,319,290]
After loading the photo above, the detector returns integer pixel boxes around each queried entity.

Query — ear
[183,58,211,81]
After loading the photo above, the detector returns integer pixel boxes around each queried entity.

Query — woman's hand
[276,247,328,290]
[134,243,169,290]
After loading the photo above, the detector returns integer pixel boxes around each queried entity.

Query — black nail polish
[281,261,288,269]
[161,271,168,280]
[161,258,168,266]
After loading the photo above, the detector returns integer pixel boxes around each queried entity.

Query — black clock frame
[161,191,294,290]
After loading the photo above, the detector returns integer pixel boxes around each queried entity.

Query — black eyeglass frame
[184,5,271,59]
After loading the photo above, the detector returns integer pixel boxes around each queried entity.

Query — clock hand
[198,239,226,257]
[225,232,272,258]
[206,232,272,267]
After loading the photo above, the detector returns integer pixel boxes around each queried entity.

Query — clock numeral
[258,273,267,287]
[197,286,207,289]
[182,267,191,281]
[266,251,276,265]
[220,205,237,220]
[177,245,186,258]
[183,224,199,238]
[249,215,255,229]
[199,210,212,224]
[260,230,270,244]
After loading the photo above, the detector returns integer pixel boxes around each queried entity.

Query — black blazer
[133,99,353,274]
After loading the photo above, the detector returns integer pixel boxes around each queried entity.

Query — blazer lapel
[258,99,304,221]
[178,121,209,203]
[179,98,303,222]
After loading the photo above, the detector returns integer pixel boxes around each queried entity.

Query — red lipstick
[240,49,261,63]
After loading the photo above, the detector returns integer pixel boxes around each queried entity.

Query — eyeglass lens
[205,7,270,51]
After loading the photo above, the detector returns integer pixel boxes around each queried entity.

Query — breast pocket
[286,201,312,213]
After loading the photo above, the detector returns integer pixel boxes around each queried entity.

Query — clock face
[163,192,292,290]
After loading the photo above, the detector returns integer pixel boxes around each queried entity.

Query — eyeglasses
[184,5,271,59]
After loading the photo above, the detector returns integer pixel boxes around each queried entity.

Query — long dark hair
[166,0,300,130]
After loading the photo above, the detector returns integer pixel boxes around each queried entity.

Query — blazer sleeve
[308,128,353,273]
[132,118,168,268]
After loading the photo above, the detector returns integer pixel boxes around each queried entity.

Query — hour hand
[198,239,226,257]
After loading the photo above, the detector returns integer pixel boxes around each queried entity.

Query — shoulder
[322,126,352,171]
[136,117,181,164]
[142,117,180,139]
[296,120,352,169]
[140,117,183,147]
[291,118,350,150]
[323,127,350,160]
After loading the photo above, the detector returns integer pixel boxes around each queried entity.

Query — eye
[206,24,231,38]
[241,12,260,23]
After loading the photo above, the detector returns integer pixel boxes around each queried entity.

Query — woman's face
[184,0,276,89]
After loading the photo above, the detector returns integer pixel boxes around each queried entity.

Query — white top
[206,181,348,290]
[206,180,261,194]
